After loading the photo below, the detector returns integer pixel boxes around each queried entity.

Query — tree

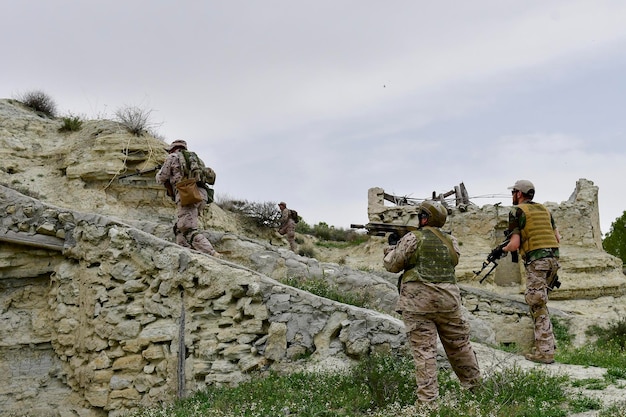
[603,210,626,265]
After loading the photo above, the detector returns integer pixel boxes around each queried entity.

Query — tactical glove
[388,232,400,246]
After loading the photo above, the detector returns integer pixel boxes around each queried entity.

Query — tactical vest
[517,203,559,258]
[401,228,457,284]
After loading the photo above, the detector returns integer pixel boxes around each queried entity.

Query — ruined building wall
[367,179,625,299]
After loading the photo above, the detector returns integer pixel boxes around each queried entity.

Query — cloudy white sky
[3,1,626,234]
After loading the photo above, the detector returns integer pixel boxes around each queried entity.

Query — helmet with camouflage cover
[419,200,448,227]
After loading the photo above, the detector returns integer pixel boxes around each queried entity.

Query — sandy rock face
[2,98,626,416]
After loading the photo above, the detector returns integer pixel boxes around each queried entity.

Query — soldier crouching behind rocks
[156,139,222,258]
[383,200,481,405]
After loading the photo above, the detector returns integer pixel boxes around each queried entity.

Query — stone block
[112,355,144,372]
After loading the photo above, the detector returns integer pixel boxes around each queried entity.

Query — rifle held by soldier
[118,165,161,179]
[474,230,518,283]
[351,222,419,245]
[118,165,175,201]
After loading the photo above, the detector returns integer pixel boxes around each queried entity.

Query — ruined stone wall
[2,178,624,416]
[0,186,408,416]
[367,179,626,299]
[367,178,602,250]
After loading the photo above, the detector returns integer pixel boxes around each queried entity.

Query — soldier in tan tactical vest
[502,180,561,364]
[383,201,481,405]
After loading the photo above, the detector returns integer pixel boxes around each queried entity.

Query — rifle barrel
[118,166,160,179]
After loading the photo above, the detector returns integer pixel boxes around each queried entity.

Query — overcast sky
[3,1,626,235]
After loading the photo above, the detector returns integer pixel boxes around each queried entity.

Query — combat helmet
[419,200,448,227]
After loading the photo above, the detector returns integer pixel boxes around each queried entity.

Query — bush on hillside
[217,196,369,244]
[297,220,369,246]
[58,113,84,132]
[15,90,57,117]
[114,105,157,136]
[217,197,282,228]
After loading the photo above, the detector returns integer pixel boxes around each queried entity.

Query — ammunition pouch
[547,274,561,291]
[532,306,549,320]
[545,257,561,291]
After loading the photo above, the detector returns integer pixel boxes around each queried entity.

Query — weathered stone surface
[1,99,625,416]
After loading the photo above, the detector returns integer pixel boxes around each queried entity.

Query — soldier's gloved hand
[488,246,504,261]
[388,232,400,246]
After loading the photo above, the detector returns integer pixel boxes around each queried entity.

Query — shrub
[15,90,57,117]
[603,211,626,265]
[298,220,369,244]
[216,196,282,228]
[356,351,416,407]
[114,105,157,136]
[297,245,317,258]
[58,113,84,132]
[552,316,574,346]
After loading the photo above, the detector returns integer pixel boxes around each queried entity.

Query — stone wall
[2,177,625,416]
[0,186,408,416]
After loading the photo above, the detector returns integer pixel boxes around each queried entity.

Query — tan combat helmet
[419,200,448,227]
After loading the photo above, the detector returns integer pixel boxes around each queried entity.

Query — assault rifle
[118,165,161,179]
[350,222,419,245]
[350,222,419,236]
[474,230,518,283]
[118,165,175,201]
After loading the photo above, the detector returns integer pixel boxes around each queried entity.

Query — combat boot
[525,352,555,364]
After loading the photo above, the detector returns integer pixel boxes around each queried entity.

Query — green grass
[125,352,625,417]
[599,401,626,417]
[126,315,626,417]
[279,276,374,309]
[315,236,369,249]
[555,315,626,386]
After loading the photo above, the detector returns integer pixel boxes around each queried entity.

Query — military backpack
[180,150,216,185]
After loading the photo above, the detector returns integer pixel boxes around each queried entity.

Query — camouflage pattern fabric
[525,257,560,356]
[278,207,297,252]
[403,309,481,402]
[156,151,218,256]
[384,231,481,402]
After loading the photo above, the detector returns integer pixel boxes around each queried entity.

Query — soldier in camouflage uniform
[277,202,297,252]
[502,180,560,364]
[383,201,481,404]
[156,140,222,258]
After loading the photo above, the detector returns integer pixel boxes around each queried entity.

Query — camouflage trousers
[524,257,559,356]
[278,220,297,252]
[402,310,481,402]
[174,192,217,256]
[175,229,217,256]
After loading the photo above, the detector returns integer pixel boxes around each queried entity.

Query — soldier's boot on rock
[525,351,555,364]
